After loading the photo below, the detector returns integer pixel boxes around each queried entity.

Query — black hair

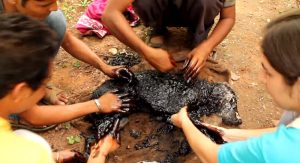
[0,13,58,98]
[262,9,300,85]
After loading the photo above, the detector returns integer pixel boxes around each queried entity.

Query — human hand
[115,67,134,83]
[183,46,211,82]
[54,149,86,163]
[144,47,176,72]
[101,65,124,78]
[171,106,190,128]
[200,122,235,142]
[89,134,120,160]
[98,90,133,114]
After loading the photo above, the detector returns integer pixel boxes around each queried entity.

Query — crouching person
[0,13,118,163]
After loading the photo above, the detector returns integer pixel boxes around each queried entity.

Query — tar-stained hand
[144,47,176,73]
[115,67,134,83]
[183,47,210,83]
[110,89,135,114]
[102,65,124,78]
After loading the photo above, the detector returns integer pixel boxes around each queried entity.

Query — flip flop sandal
[41,84,67,105]
[147,27,169,48]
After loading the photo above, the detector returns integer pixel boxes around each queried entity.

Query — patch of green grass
[66,135,81,145]
[64,123,71,129]
[61,2,76,20]
[79,0,91,7]
[72,61,81,68]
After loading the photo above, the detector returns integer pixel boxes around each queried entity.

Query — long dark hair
[262,10,300,85]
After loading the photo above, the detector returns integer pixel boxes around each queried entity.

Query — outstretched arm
[62,30,121,78]
[20,92,122,125]
[102,0,176,72]
[102,0,147,56]
[201,123,275,142]
[171,107,220,163]
[171,106,276,163]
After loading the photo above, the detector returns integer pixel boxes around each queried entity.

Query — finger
[59,93,67,99]
[123,103,136,109]
[184,59,198,80]
[170,114,177,123]
[184,65,193,79]
[117,93,130,99]
[186,77,193,84]
[58,96,68,103]
[118,109,127,113]
[186,60,201,79]
[116,132,121,144]
[200,122,224,135]
[121,103,132,108]
[110,89,121,94]
[120,108,130,113]
[169,57,177,67]
[120,97,133,103]
[182,59,190,70]
[192,66,202,79]
[97,139,104,147]
[181,106,188,112]
[110,119,120,136]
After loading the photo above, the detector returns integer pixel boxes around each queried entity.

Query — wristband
[94,99,102,111]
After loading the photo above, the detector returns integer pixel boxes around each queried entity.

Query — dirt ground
[39,0,298,162]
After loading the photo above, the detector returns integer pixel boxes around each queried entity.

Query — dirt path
[41,0,298,162]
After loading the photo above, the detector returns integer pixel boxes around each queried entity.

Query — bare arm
[102,0,175,72]
[20,92,122,125]
[62,30,120,77]
[184,6,236,79]
[209,125,276,142]
[171,107,220,163]
[20,101,97,125]
[172,107,276,163]
[182,118,220,163]
[102,0,148,56]
[200,5,236,51]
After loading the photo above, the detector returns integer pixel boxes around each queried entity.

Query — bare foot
[42,85,68,105]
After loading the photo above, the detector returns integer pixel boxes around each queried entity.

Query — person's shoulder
[45,10,67,43]
[257,125,300,162]
[266,125,300,142]
[46,10,66,22]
